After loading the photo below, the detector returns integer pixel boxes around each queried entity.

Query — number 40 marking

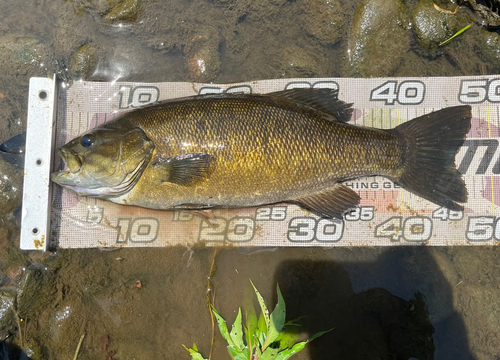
[370,81,425,105]
[375,216,432,242]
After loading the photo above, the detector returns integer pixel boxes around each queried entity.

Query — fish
[50,88,472,219]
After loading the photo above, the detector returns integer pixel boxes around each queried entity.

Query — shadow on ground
[269,247,473,360]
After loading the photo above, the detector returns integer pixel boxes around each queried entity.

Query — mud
[1,0,500,359]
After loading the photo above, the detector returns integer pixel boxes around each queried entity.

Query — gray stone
[184,29,222,83]
[479,28,500,65]
[411,0,462,49]
[348,0,410,77]
[103,0,142,22]
[69,43,98,79]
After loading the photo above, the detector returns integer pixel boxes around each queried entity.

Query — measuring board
[20,76,500,250]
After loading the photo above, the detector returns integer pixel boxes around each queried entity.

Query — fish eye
[80,133,96,147]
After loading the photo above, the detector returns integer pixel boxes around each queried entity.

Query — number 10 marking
[116,217,159,243]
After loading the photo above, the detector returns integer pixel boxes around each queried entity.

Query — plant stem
[73,333,85,360]
[207,249,219,360]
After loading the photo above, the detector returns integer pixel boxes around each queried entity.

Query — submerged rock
[300,0,345,46]
[16,266,56,319]
[433,0,460,12]
[0,35,51,82]
[479,28,500,64]
[0,286,17,340]
[0,158,22,216]
[348,0,410,77]
[185,30,221,83]
[69,43,98,79]
[280,46,319,77]
[411,0,463,49]
[103,0,142,22]
[49,304,74,342]
[461,0,500,27]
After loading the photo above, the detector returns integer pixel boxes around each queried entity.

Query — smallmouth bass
[51,89,471,218]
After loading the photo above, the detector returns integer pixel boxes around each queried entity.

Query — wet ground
[1,0,500,359]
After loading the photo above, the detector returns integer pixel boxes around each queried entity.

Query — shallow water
[1,0,500,359]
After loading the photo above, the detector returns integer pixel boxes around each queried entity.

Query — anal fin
[292,184,360,219]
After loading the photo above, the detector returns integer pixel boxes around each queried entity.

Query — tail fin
[390,106,472,211]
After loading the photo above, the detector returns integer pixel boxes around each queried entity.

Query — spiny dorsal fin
[153,153,214,186]
[267,88,354,123]
[292,183,360,219]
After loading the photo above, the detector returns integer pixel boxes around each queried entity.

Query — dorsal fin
[267,88,354,123]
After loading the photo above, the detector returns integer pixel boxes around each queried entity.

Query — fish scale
[51,89,472,218]
[114,96,400,206]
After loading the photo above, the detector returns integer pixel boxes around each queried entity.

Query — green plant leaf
[230,308,245,351]
[274,324,301,350]
[260,346,281,360]
[228,345,249,360]
[212,305,235,346]
[274,341,307,360]
[244,295,258,352]
[439,24,471,46]
[254,342,263,358]
[182,344,209,360]
[267,284,286,345]
[245,303,257,334]
[308,328,333,342]
[257,311,267,336]
[245,318,257,350]
[251,280,270,330]
[258,329,266,350]
[274,328,334,360]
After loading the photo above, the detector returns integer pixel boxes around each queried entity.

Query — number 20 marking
[199,217,255,242]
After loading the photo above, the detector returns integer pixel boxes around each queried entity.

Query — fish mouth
[58,148,82,173]
[50,149,83,185]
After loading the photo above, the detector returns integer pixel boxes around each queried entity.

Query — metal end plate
[20,77,57,250]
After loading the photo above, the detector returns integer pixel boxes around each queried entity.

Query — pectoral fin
[153,153,214,186]
[292,184,360,219]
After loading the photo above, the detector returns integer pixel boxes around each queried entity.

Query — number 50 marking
[458,79,500,104]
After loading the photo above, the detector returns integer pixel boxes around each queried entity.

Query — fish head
[51,125,154,197]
